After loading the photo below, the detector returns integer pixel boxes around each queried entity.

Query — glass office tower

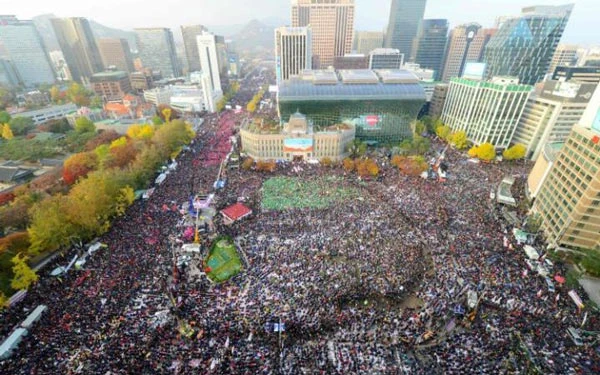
[483,4,573,85]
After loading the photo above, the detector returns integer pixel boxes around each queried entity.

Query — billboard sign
[283,138,313,152]
[349,114,383,130]
[462,62,486,80]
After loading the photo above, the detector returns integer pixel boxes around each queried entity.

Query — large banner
[283,138,313,152]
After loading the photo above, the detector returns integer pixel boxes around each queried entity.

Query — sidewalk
[579,275,600,306]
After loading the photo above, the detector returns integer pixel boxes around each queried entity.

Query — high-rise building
[197,31,223,106]
[441,76,532,148]
[97,38,134,73]
[385,0,427,59]
[428,83,449,118]
[552,66,600,84]
[0,15,55,86]
[135,28,180,79]
[275,27,312,82]
[512,80,596,160]
[291,0,355,68]
[90,71,132,102]
[0,59,20,86]
[547,44,578,75]
[411,19,448,80]
[483,4,574,85]
[441,24,496,82]
[532,86,600,251]
[369,48,404,70]
[181,24,207,73]
[354,31,384,55]
[51,17,104,84]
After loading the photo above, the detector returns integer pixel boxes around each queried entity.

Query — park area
[205,236,242,283]
[260,176,359,211]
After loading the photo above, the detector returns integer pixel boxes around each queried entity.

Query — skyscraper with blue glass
[483,4,574,85]
[384,0,427,59]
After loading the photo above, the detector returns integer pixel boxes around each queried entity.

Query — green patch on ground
[206,236,242,283]
[261,176,359,211]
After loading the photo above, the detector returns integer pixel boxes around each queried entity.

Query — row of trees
[246,88,265,113]
[0,118,194,304]
[216,81,241,112]
[430,117,527,161]
[342,158,380,177]
[49,82,100,108]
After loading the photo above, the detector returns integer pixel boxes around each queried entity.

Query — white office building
[143,87,173,106]
[197,32,223,98]
[275,26,312,82]
[512,80,596,160]
[441,76,532,148]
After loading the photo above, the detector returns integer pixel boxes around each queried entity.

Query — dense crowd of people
[1,109,599,374]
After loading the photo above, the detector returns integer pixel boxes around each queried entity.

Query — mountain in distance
[88,20,138,51]
[229,19,276,53]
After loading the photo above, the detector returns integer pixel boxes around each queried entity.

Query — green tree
[74,117,96,133]
[10,254,38,290]
[0,290,8,310]
[413,120,426,135]
[346,139,367,159]
[151,115,163,125]
[0,110,11,124]
[2,123,13,140]
[449,131,469,150]
[8,117,35,136]
[502,143,527,160]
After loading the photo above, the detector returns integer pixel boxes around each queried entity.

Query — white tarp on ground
[523,245,540,260]
[155,173,167,185]
[0,328,27,359]
[21,305,47,329]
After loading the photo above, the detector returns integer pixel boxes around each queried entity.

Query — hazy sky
[4,0,598,45]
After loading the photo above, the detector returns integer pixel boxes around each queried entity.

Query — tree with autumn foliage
[62,152,98,184]
[84,130,121,151]
[342,158,355,172]
[107,137,138,169]
[241,157,254,170]
[468,143,496,161]
[255,160,276,172]
[435,124,452,141]
[449,131,469,150]
[10,253,38,290]
[2,123,13,140]
[502,143,527,160]
[126,124,155,141]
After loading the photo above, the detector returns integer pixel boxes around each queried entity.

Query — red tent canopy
[220,203,252,223]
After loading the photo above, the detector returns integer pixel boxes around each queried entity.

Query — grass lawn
[261,176,359,211]
[206,236,242,283]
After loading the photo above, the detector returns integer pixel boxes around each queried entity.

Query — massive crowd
[1,109,599,374]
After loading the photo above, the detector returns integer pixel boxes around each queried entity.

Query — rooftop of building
[90,71,129,82]
[280,69,425,101]
[450,76,533,91]
[542,142,565,162]
[369,48,401,55]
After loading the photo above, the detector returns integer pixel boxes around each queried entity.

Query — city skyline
[3,0,598,46]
